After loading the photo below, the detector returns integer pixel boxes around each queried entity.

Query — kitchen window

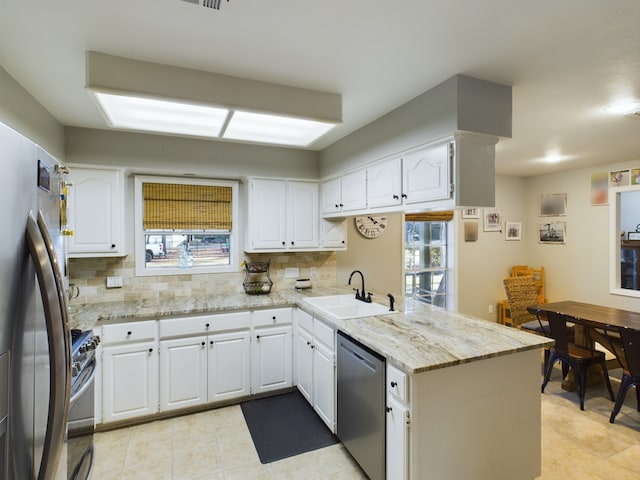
[134,176,239,276]
[404,212,452,307]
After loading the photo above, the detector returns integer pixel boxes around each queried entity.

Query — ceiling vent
[180,0,229,9]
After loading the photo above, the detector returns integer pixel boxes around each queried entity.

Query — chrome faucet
[348,270,372,303]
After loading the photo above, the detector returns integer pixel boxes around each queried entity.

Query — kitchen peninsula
[71,289,551,480]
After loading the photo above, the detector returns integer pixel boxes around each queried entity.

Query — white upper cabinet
[366,156,403,209]
[402,141,451,204]
[320,169,367,216]
[245,178,319,251]
[287,181,319,249]
[320,219,347,249]
[68,167,125,257]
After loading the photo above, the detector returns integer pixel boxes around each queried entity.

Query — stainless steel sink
[303,294,396,320]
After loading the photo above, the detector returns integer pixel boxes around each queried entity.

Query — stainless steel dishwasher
[336,331,386,480]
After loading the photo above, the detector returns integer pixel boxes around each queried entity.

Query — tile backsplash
[69,252,337,305]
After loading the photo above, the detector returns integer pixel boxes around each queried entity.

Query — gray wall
[319,74,511,178]
[0,66,64,160]
[65,127,319,179]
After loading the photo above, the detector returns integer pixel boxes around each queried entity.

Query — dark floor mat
[240,390,338,464]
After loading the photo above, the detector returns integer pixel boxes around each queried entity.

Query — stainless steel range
[68,329,99,480]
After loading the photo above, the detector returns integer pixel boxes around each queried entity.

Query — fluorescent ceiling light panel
[604,101,640,115]
[93,92,229,137]
[224,111,336,147]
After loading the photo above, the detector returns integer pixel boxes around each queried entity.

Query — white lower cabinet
[159,312,251,412]
[252,324,293,394]
[294,309,336,432]
[208,331,251,402]
[387,364,410,479]
[159,336,208,411]
[101,321,159,423]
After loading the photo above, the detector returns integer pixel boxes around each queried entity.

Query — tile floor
[92,367,640,480]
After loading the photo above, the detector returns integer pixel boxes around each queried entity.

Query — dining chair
[603,325,640,423]
[541,312,615,410]
[502,276,549,335]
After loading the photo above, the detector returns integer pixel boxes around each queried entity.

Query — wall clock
[354,215,387,239]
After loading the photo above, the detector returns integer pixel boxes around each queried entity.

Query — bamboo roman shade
[406,211,454,222]
[143,182,232,230]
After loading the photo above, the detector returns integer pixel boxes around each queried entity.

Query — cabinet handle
[127,331,132,336]
[111,244,116,249]
[256,335,261,340]
[390,381,397,388]
[291,241,294,245]
[306,341,311,346]
[339,203,344,207]
[401,193,407,199]
[205,323,210,328]
[201,341,206,346]
[334,204,339,208]
[148,348,153,353]
[272,316,276,321]
[386,406,392,412]
[282,241,286,246]
[210,340,214,345]
[393,194,399,200]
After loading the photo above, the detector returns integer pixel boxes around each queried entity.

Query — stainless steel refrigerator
[0,120,71,480]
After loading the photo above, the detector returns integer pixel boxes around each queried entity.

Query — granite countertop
[69,288,552,374]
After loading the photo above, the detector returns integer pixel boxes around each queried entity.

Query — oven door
[68,358,96,480]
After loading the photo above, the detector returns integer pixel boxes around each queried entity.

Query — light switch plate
[106,276,123,288]
[285,267,300,279]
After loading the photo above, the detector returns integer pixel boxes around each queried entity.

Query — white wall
[455,175,528,321]
[524,161,640,312]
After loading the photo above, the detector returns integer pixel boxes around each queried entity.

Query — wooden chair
[503,276,549,334]
[511,265,545,304]
[603,325,640,423]
[541,312,615,410]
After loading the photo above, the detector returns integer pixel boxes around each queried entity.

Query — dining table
[527,300,640,389]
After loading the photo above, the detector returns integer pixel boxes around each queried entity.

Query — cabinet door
[402,142,451,203]
[248,178,287,249]
[320,177,342,214]
[287,181,319,249]
[208,331,251,402]
[386,395,409,480]
[320,219,347,249]
[367,157,403,209]
[68,168,125,256]
[159,336,207,411]
[294,327,314,402]
[313,341,335,432]
[252,326,293,394]
[340,169,367,212]
[102,342,158,423]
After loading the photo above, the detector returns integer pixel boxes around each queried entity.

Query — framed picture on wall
[483,209,501,232]
[539,193,566,216]
[610,170,630,187]
[538,222,566,244]
[505,222,521,241]
[462,208,480,219]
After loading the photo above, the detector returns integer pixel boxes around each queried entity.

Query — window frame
[609,184,640,298]
[134,175,240,277]
[404,219,451,308]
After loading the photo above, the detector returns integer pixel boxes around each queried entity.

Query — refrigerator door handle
[26,213,70,480]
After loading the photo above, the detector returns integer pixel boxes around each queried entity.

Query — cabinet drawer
[102,320,157,344]
[252,308,292,327]
[295,309,313,333]
[313,319,334,351]
[160,312,250,338]
[387,364,409,403]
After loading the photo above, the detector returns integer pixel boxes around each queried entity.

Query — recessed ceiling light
[604,101,640,116]
[93,92,229,138]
